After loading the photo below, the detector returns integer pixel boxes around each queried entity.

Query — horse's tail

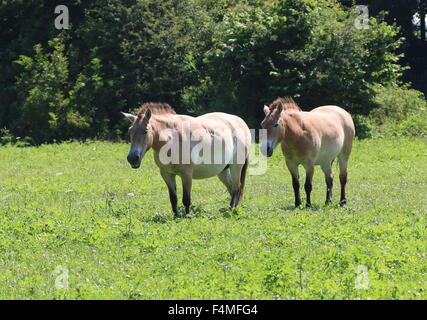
[238,157,249,203]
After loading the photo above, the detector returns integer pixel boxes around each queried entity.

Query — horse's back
[196,112,252,148]
[174,112,250,138]
[310,105,355,138]
[197,112,250,132]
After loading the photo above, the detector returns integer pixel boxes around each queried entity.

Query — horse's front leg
[160,170,179,217]
[286,160,301,207]
[181,169,193,216]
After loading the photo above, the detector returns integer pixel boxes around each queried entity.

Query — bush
[373,112,427,137]
[0,128,15,145]
[13,38,103,144]
[370,84,427,123]
[183,0,405,122]
[369,84,427,137]
[0,128,32,147]
[353,115,373,139]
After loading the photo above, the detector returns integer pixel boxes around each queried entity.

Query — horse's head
[122,109,152,169]
[260,103,283,157]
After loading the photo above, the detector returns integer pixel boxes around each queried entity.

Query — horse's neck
[149,115,176,153]
[282,113,305,143]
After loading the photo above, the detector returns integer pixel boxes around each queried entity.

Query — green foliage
[1,0,218,143]
[0,128,14,146]
[14,38,100,143]
[0,0,414,143]
[353,115,373,139]
[184,0,405,122]
[0,138,425,299]
[72,0,212,121]
[370,84,427,123]
[0,128,31,146]
[369,84,427,137]
[376,114,427,137]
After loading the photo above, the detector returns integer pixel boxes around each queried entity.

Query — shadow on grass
[137,201,348,224]
[137,204,207,223]
[138,211,172,224]
[280,202,343,212]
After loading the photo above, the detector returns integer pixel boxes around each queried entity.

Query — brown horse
[261,98,355,207]
[122,103,251,217]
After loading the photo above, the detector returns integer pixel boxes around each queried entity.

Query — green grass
[0,137,426,299]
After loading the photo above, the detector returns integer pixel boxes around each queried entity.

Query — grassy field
[0,137,426,299]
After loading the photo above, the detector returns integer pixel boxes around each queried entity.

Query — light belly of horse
[314,141,342,165]
[192,164,228,179]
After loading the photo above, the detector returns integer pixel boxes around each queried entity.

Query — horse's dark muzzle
[127,153,141,169]
[266,147,273,157]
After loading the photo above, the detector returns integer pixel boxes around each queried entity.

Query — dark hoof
[339,200,347,207]
[305,203,312,208]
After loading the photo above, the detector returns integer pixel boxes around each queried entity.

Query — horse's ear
[121,112,137,123]
[263,105,270,115]
[143,108,152,124]
[277,104,283,113]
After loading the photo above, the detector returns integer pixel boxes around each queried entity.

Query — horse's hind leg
[338,151,351,206]
[321,162,333,205]
[228,164,244,209]
[237,157,249,205]
[217,168,232,197]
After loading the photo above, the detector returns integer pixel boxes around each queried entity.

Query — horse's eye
[142,130,148,135]
[273,123,279,128]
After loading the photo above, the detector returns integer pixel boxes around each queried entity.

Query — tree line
[0,0,425,144]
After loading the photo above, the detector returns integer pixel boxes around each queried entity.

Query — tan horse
[122,103,251,217]
[261,98,355,207]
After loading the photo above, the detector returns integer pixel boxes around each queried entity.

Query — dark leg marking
[339,171,347,206]
[167,186,179,217]
[304,176,313,208]
[183,190,191,215]
[325,176,333,205]
[292,175,301,207]
[229,192,236,209]
[229,185,240,209]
